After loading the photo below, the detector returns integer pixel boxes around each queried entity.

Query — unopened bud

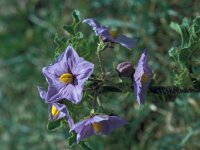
[116,62,134,77]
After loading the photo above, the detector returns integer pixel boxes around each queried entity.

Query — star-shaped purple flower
[133,49,153,105]
[38,86,74,128]
[83,18,137,50]
[70,114,128,143]
[41,46,94,104]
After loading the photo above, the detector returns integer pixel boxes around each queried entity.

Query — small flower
[41,46,94,104]
[83,18,137,50]
[70,114,128,143]
[38,86,74,128]
[116,61,134,77]
[133,49,153,105]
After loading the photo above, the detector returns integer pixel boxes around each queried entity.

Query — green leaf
[47,119,62,131]
[63,25,75,35]
[175,68,193,88]
[73,10,81,24]
[79,142,92,150]
[193,16,200,37]
[170,19,190,46]
[68,132,77,148]
[170,22,182,35]
[76,32,84,39]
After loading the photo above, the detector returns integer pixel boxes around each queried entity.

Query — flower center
[92,122,103,133]
[59,73,73,84]
[51,105,60,117]
[110,30,119,38]
[141,73,149,83]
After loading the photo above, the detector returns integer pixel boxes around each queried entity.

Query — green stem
[97,40,108,79]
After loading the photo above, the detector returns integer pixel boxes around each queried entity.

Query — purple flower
[70,114,128,143]
[38,86,74,128]
[41,46,94,104]
[83,18,137,50]
[133,49,153,105]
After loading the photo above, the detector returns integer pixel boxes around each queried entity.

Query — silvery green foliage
[169,17,200,88]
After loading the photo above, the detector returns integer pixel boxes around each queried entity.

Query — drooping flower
[116,61,134,77]
[133,49,153,105]
[41,46,94,104]
[38,86,74,128]
[70,114,128,143]
[83,18,138,50]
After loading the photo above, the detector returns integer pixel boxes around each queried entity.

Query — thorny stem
[97,40,109,79]
[85,78,200,95]
[149,86,200,94]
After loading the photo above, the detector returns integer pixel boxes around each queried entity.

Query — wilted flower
[83,18,137,49]
[41,46,94,104]
[116,61,134,77]
[38,86,74,128]
[70,114,128,143]
[133,49,153,105]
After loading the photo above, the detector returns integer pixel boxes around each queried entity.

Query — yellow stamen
[51,105,60,117]
[92,122,103,133]
[59,73,73,84]
[110,30,119,38]
[141,73,149,83]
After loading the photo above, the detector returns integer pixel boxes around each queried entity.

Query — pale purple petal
[46,86,65,103]
[77,124,94,143]
[133,49,153,105]
[90,115,109,123]
[65,46,80,74]
[42,52,68,86]
[101,116,128,135]
[115,34,138,50]
[37,86,47,101]
[83,18,137,49]
[83,18,101,29]
[73,58,94,83]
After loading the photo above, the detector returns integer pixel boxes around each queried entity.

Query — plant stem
[97,41,108,79]
[149,86,200,94]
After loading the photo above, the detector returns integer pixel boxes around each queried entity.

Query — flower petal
[74,58,94,83]
[77,124,94,143]
[133,49,153,105]
[115,34,138,50]
[37,86,47,101]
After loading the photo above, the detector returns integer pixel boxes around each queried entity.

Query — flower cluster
[38,17,153,145]
[38,45,129,143]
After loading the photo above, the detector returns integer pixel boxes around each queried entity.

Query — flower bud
[116,62,134,77]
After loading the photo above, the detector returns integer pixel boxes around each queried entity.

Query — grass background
[0,0,200,149]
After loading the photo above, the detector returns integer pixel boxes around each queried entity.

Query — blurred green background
[0,0,200,149]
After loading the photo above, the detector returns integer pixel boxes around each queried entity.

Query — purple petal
[42,52,68,86]
[74,58,94,82]
[90,115,109,123]
[59,84,83,104]
[65,46,80,75]
[70,117,91,133]
[83,18,101,29]
[115,34,138,50]
[37,86,47,101]
[77,124,94,143]
[133,49,153,105]
[102,116,128,135]
[83,18,111,38]
[45,86,64,103]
